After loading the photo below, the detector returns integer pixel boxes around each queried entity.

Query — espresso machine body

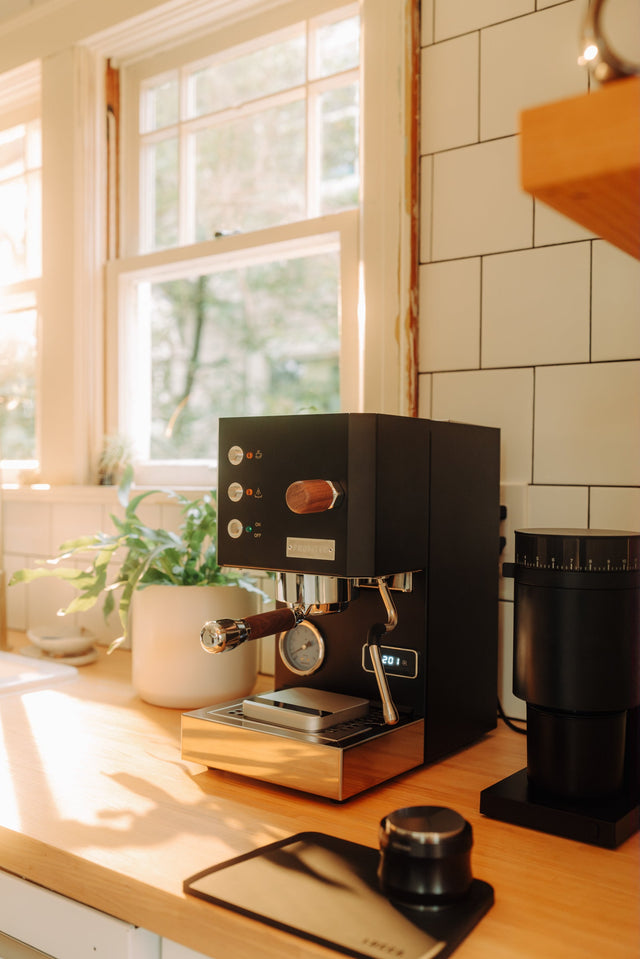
[181,413,500,799]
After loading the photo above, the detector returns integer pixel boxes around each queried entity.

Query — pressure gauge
[279,621,325,676]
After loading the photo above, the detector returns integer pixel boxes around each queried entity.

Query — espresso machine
[181,413,500,800]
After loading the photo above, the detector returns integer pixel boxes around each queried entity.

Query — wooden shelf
[520,76,640,259]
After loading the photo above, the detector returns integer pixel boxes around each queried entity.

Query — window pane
[188,35,306,118]
[140,74,179,132]
[145,251,340,461]
[318,83,359,214]
[0,172,41,283]
[0,306,37,461]
[0,125,27,182]
[192,100,306,238]
[145,136,179,249]
[313,15,359,78]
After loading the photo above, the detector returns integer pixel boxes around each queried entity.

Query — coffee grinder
[481,528,640,847]
[181,413,500,800]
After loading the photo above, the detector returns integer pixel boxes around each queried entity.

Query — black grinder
[481,528,640,848]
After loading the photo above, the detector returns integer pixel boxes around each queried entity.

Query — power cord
[497,697,527,735]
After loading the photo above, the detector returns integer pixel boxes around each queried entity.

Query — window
[110,4,362,482]
[0,63,41,479]
[0,0,415,486]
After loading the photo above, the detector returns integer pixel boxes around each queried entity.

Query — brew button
[227,482,244,503]
[228,445,244,466]
[227,519,244,539]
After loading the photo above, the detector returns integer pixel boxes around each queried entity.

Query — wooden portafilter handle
[200,606,302,653]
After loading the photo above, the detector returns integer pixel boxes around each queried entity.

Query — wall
[418,0,640,717]
[2,0,639,710]
[3,486,186,647]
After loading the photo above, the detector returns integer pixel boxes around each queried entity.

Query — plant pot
[131,584,259,708]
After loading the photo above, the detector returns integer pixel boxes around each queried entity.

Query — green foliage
[8,464,264,647]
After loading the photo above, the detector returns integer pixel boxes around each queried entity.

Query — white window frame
[0,0,416,487]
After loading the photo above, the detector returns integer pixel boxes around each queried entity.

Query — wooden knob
[285,480,343,514]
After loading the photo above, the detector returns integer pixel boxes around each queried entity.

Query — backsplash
[2,0,638,714]
[418,0,640,718]
[2,486,275,671]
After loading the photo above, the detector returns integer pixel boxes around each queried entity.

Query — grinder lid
[513,528,640,573]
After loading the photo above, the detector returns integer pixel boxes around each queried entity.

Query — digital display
[361,645,418,679]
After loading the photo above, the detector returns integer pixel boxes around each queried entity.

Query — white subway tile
[5,554,27,631]
[417,374,433,418]
[480,1,588,140]
[4,501,52,556]
[534,200,594,246]
[527,485,589,528]
[435,0,533,40]
[590,487,640,532]
[432,138,532,260]
[534,361,640,485]
[421,34,479,154]
[51,503,103,554]
[25,574,79,633]
[432,367,534,481]
[421,0,434,46]
[481,243,590,368]
[419,258,481,371]
[419,155,433,263]
[591,241,640,361]
[160,502,184,535]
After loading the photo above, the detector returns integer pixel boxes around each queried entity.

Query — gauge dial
[279,622,325,676]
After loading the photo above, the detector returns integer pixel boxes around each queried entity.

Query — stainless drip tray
[204,700,380,745]
[181,697,424,800]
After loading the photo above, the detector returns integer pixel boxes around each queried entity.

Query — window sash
[106,210,359,486]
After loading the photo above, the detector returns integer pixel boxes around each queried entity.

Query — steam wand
[367,578,400,726]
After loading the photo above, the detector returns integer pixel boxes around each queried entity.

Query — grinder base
[480,767,640,848]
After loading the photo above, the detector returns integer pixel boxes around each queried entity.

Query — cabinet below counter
[0,635,637,959]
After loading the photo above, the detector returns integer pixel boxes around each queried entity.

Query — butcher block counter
[0,634,637,959]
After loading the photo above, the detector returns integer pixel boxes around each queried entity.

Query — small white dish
[27,625,97,662]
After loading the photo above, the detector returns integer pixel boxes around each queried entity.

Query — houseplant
[10,465,267,707]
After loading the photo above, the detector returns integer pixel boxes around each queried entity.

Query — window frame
[1,0,417,487]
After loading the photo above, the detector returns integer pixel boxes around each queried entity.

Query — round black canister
[378,806,473,908]
[510,529,640,800]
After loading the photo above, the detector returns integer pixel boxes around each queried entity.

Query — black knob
[378,806,473,908]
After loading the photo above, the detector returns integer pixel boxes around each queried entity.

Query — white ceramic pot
[131,584,259,708]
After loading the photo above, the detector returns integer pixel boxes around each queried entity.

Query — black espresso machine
[181,413,500,799]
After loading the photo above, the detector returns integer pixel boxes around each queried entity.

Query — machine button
[227,482,244,503]
[227,518,244,539]
[228,445,244,466]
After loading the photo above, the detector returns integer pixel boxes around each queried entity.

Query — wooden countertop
[0,634,637,959]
